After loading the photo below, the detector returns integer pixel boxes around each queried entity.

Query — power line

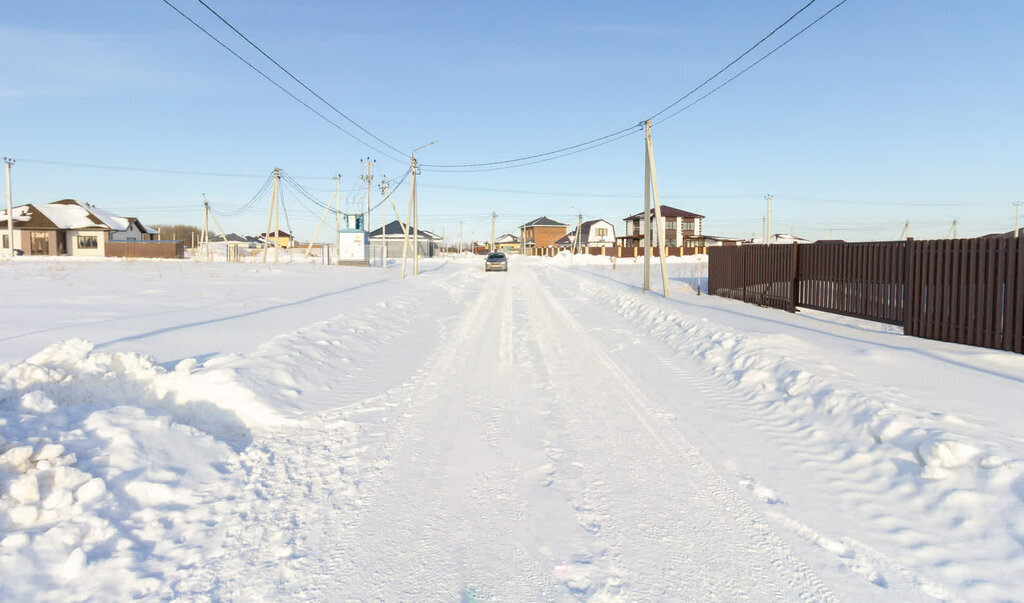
[15,157,336,181]
[420,0,847,171]
[211,171,275,216]
[192,0,407,159]
[652,0,851,126]
[646,0,819,122]
[423,126,643,173]
[161,0,406,163]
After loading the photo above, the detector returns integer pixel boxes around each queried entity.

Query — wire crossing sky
[2,1,1022,242]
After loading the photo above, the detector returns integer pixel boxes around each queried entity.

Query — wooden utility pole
[262,168,280,263]
[4,158,14,260]
[642,120,670,297]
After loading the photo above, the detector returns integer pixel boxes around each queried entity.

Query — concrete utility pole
[947,219,958,239]
[361,158,374,233]
[201,198,210,261]
[899,220,910,241]
[1011,199,1019,237]
[642,120,670,297]
[575,211,583,254]
[404,141,436,277]
[490,211,496,251]
[4,157,14,260]
[262,167,281,264]
[764,194,773,244]
[379,177,389,267]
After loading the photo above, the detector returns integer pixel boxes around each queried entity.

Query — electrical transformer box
[337,214,368,263]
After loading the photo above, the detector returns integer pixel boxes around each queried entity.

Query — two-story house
[520,217,567,250]
[619,205,704,248]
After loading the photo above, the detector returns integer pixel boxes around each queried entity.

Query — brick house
[619,205,704,248]
[519,216,567,250]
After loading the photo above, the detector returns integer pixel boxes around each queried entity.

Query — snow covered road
[3,256,1024,600]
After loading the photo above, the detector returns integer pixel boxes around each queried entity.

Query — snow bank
[0,339,281,599]
[562,267,1024,598]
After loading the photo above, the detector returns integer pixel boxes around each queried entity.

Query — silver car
[484,252,508,272]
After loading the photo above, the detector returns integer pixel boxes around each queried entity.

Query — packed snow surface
[2,254,1024,600]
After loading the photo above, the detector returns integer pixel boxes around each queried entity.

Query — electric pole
[764,194,773,244]
[1011,199,1019,237]
[402,141,436,277]
[262,168,281,264]
[642,120,670,297]
[575,211,583,254]
[361,158,374,233]
[899,220,910,241]
[459,221,463,255]
[4,158,14,260]
[379,177,389,268]
[490,211,496,251]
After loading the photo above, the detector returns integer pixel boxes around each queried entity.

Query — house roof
[495,233,520,244]
[624,205,705,220]
[122,217,159,235]
[262,230,292,238]
[579,219,613,241]
[0,204,60,230]
[367,219,441,240]
[520,216,567,228]
[553,233,574,245]
[1,200,127,231]
[769,233,811,244]
[210,233,249,242]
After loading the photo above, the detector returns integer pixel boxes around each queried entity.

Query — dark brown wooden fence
[708,238,1024,354]
[105,240,185,259]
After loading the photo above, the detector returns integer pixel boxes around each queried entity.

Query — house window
[595,228,608,237]
[127,237,137,241]
[30,232,49,255]
[2,234,7,248]
[78,235,98,249]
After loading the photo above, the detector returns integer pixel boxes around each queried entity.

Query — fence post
[790,242,800,312]
[903,238,914,333]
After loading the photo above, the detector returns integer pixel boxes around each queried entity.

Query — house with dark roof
[619,205,705,248]
[553,219,616,250]
[261,229,294,248]
[1,199,158,256]
[519,216,567,249]
[367,219,441,258]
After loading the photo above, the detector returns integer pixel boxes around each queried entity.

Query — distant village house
[0,199,181,258]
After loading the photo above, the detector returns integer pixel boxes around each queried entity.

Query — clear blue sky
[3,0,1022,242]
